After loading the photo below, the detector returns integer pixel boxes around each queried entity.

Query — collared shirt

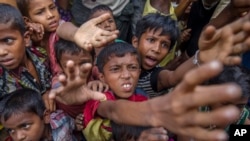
[0,47,51,96]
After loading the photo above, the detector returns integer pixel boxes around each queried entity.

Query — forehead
[28,0,54,9]
[0,23,22,37]
[106,53,139,65]
[1,112,40,127]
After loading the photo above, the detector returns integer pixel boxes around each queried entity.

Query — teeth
[123,84,131,88]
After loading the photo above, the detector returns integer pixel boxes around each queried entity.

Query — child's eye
[108,19,114,23]
[22,123,31,130]
[146,38,155,43]
[35,10,43,15]
[110,67,120,72]
[6,128,15,134]
[128,65,139,71]
[50,5,57,10]
[161,42,170,49]
[3,38,14,45]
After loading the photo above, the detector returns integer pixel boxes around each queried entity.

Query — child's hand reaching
[137,127,169,141]
[198,12,250,65]
[75,114,84,131]
[49,60,106,106]
[87,80,109,92]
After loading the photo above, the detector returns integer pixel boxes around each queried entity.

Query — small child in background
[87,4,124,80]
[0,88,76,141]
[82,42,168,141]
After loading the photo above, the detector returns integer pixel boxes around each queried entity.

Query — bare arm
[97,61,241,141]
[174,0,196,19]
[158,12,250,90]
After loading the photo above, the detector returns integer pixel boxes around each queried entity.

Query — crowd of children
[0,0,250,141]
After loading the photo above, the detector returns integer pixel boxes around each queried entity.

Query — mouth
[0,58,14,66]
[144,55,158,67]
[122,83,133,92]
[49,20,59,28]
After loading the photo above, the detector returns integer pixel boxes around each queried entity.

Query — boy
[0,4,52,107]
[83,42,167,141]
[0,88,76,141]
[132,13,250,98]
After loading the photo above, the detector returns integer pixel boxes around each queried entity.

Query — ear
[43,110,50,124]
[23,31,31,48]
[132,36,139,48]
[98,73,106,83]
[23,16,31,24]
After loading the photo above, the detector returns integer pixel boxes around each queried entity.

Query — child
[0,4,51,105]
[132,13,250,98]
[87,5,125,81]
[16,0,62,88]
[0,88,76,141]
[82,42,166,141]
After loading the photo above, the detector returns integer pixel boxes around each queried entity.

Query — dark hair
[0,3,26,35]
[16,0,31,17]
[55,38,95,65]
[96,42,140,73]
[0,88,45,122]
[111,121,150,141]
[88,4,113,20]
[208,66,250,98]
[135,13,180,50]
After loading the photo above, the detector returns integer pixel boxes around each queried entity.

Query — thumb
[90,91,107,101]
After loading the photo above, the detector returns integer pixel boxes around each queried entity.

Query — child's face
[27,0,60,32]
[1,112,45,141]
[91,11,117,32]
[0,23,29,70]
[59,51,93,76]
[99,54,141,98]
[132,28,171,70]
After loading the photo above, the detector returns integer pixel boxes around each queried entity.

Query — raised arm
[158,12,250,90]
[56,13,119,51]
[174,0,196,19]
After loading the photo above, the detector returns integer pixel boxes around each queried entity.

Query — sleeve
[150,67,164,92]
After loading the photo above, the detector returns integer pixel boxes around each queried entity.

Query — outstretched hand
[199,12,250,65]
[149,61,241,141]
[49,60,106,107]
[73,13,119,51]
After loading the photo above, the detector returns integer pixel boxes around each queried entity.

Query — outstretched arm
[158,12,250,90]
[56,13,119,51]
[97,61,241,141]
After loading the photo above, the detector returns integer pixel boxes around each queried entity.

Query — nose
[0,48,8,56]
[16,131,26,141]
[46,9,54,19]
[120,67,131,79]
[100,20,111,30]
[151,42,160,53]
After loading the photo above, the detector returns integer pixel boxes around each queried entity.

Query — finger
[182,83,241,109]
[58,74,67,86]
[182,127,228,141]
[66,60,76,81]
[90,13,113,25]
[183,105,240,127]
[177,61,223,92]
[79,63,92,80]
[222,56,242,65]
[84,88,106,101]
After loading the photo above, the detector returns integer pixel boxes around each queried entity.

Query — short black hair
[0,3,26,35]
[0,88,45,122]
[97,42,140,73]
[55,38,95,65]
[88,4,113,19]
[135,13,180,50]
